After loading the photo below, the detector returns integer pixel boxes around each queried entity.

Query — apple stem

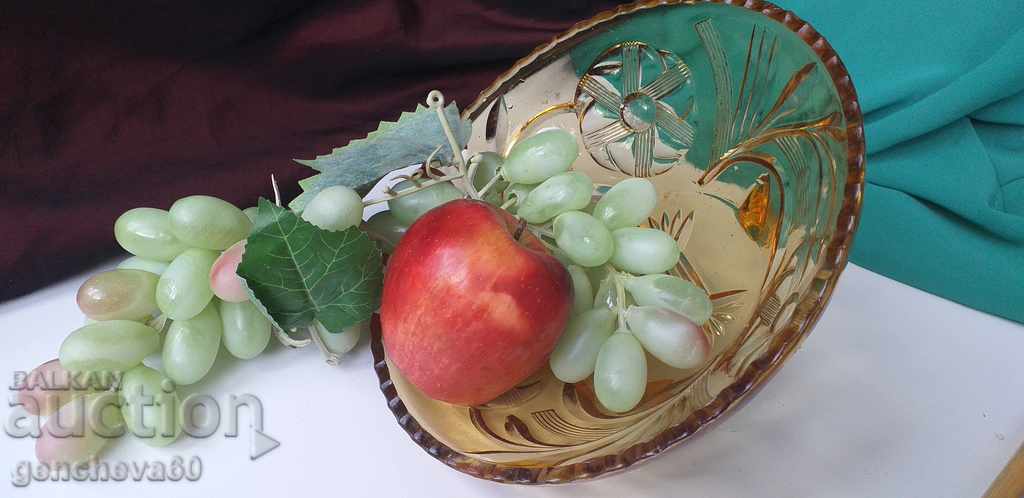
[513,218,528,241]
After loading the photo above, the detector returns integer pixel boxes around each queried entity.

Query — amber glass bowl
[370,0,865,484]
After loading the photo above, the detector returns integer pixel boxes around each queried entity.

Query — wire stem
[308,324,341,366]
[274,327,311,348]
[475,167,504,199]
[426,90,466,177]
[531,225,555,239]
[361,173,465,207]
[270,174,282,207]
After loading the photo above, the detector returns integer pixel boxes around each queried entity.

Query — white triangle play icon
[250,429,280,460]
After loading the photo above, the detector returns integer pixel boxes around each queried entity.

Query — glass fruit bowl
[370,0,865,484]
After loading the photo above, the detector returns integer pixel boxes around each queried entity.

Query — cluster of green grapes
[22,192,369,465]
[21,124,711,463]
[475,128,715,413]
[352,128,715,414]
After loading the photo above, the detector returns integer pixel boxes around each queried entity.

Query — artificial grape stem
[474,166,505,199]
[271,174,282,207]
[499,197,517,210]
[535,236,561,254]
[463,154,484,200]
[273,327,311,348]
[308,324,341,366]
[425,90,467,176]
[146,314,172,335]
[612,267,628,331]
[530,224,555,239]
[361,173,465,207]
[421,145,446,181]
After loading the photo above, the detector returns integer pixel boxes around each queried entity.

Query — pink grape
[209,240,249,303]
[17,359,98,416]
[36,393,123,465]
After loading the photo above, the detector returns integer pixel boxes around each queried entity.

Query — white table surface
[2,263,1022,497]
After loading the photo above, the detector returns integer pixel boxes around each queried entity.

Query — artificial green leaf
[289,101,472,210]
[237,198,383,333]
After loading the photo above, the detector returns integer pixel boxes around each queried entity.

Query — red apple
[380,199,571,405]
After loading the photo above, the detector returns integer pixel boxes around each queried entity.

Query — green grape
[156,248,218,320]
[364,211,408,253]
[59,321,160,373]
[301,185,364,232]
[552,211,613,267]
[609,227,680,275]
[219,300,271,360]
[517,171,593,224]
[502,183,536,212]
[594,331,647,413]
[243,206,258,223]
[114,208,188,261]
[623,274,712,324]
[592,178,657,230]
[168,195,252,250]
[388,180,463,225]
[566,264,593,315]
[36,392,123,464]
[501,129,578,185]
[163,301,222,386]
[117,256,169,275]
[625,306,710,369]
[120,365,180,447]
[77,269,159,321]
[471,152,508,205]
[549,308,616,383]
[315,321,363,355]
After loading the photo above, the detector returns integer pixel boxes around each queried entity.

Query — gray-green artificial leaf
[237,198,383,333]
[289,102,472,210]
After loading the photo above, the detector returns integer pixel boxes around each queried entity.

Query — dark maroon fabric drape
[0,0,619,301]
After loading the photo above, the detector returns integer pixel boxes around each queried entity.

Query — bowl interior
[372,0,864,484]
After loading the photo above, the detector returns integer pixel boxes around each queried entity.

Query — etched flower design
[575,41,696,177]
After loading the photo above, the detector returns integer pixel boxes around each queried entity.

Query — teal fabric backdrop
[773,0,1024,323]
